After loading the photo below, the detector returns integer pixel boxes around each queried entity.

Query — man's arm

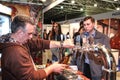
[27,38,74,52]
[103,35,111,49]
[50,39,74,48]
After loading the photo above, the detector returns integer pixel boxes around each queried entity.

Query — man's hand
[44,62,68,76]
[63,39,74,48]
[50,62,67,73]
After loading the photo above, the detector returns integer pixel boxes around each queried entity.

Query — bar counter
[46,68,90,80]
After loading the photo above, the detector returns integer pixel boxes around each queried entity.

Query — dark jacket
[0,34,50,80]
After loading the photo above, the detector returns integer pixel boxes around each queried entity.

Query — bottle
[59,50,72,64]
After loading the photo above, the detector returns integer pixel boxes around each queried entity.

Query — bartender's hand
[44,62,67,76]
[50,62,67,73]
[62,39,74,48]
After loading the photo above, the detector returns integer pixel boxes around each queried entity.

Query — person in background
[47,30,52,40]
[83,16,110,49]
[66,32,70,39]
[0,15,74,80]
[73,21,84,46]
[43,29,48,40]
[49,22,65,62]
[50,22,65,41]
[71,16,110,80]
[70,21,85,73]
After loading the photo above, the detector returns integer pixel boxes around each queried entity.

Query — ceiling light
[60,6,63,9]
[114,0,118,1]
[94,3,97,7]
[71,0,75,4]
[116,7,120,10]
[80,8,83,11]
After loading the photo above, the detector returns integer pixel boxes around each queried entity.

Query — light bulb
[94,3,97,7]
[116,7,120,10]
[71,0,75,4]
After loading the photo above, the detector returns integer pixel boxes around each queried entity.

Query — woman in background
[49,22,65,62]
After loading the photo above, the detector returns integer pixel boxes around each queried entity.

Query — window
[0,14,11,36]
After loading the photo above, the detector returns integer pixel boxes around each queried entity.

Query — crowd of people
[0,15,111,80]
[42,16,111,80]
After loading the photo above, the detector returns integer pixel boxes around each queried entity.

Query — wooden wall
[1,2,30,19]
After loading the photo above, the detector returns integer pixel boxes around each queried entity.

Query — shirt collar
[83,28,96,37]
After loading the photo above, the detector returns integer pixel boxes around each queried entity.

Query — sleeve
[26,38,50,52]
[9,46,47,80]
[103,35,111,49]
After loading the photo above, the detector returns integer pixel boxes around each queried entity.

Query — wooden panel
[1,2,30,19]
